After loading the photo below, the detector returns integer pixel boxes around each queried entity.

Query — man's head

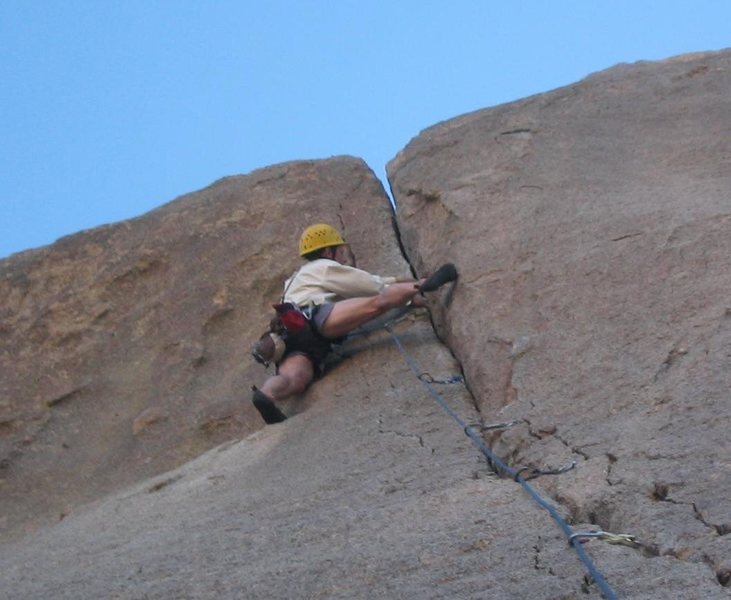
[299,224,355,266]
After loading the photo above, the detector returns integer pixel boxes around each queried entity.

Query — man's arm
[321,263,398,298]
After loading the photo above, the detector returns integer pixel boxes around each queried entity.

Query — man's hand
[409,292,428,308]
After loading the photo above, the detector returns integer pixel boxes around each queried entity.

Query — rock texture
[0,157,406,540]
[389,49,731,594]
[0,320,602,600]
[0,158,612,599]
[1,49,730,600]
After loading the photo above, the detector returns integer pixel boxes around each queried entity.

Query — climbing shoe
[419,263,458,293]
[251,386,287,424]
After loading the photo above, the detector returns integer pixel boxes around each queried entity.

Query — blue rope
[385,325,619,600]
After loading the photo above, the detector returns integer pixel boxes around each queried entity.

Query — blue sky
[1,1,729,259]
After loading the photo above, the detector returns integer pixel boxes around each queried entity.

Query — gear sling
[252,268,332,368]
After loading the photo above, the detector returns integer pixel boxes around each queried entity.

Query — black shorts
[309,302,335,333]
[277,303,337,372]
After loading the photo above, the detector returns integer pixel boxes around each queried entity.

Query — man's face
[333,244,356,267]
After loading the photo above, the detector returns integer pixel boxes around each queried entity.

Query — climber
[251,223,458,424]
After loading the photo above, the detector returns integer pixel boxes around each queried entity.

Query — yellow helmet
[298,223,346,256]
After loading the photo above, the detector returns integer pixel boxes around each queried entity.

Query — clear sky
[1,2,729,259]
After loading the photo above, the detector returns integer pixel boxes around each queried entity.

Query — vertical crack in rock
[336,203,347,239]
[390,215,480,422]
[531,536,559,578]
[532,540,541,571]
[605,453,617,487]
[390,213,419,280]
[581,573,596,595]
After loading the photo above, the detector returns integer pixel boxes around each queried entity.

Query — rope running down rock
[385,323,620,600]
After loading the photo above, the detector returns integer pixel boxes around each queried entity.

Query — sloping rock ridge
[0,49,730,599]
[389,49,731,594]
[0,157,407,539]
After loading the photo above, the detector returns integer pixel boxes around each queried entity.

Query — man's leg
[261,354,314,401]
[317,281,422,339]
[252,354,315,424]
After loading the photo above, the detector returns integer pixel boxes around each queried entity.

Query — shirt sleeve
[321,263,396,298]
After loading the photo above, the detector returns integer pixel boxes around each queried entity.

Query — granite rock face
[0,157,408,539]
[1,49,730,599]
[389,49,731,592]
[0,319,602,600]
[0,158,606,599]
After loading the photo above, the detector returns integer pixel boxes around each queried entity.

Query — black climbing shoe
[252,387,287,424]
[419,263,458,293]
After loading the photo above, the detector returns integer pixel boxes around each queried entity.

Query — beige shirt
[283,259,396,307]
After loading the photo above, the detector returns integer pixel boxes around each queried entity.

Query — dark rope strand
[385,325,619,600]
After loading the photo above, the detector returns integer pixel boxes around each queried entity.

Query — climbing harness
[385,323,621,600]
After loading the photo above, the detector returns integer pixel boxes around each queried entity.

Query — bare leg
[318,281,423,339]
[261,354,314,402]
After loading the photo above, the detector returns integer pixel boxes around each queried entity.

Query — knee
[281,359,314,394]
[288,372,311,394]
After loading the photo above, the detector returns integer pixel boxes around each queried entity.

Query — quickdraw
[515,459,577,481]
[569,530,641,549]
[418,373,464,385]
